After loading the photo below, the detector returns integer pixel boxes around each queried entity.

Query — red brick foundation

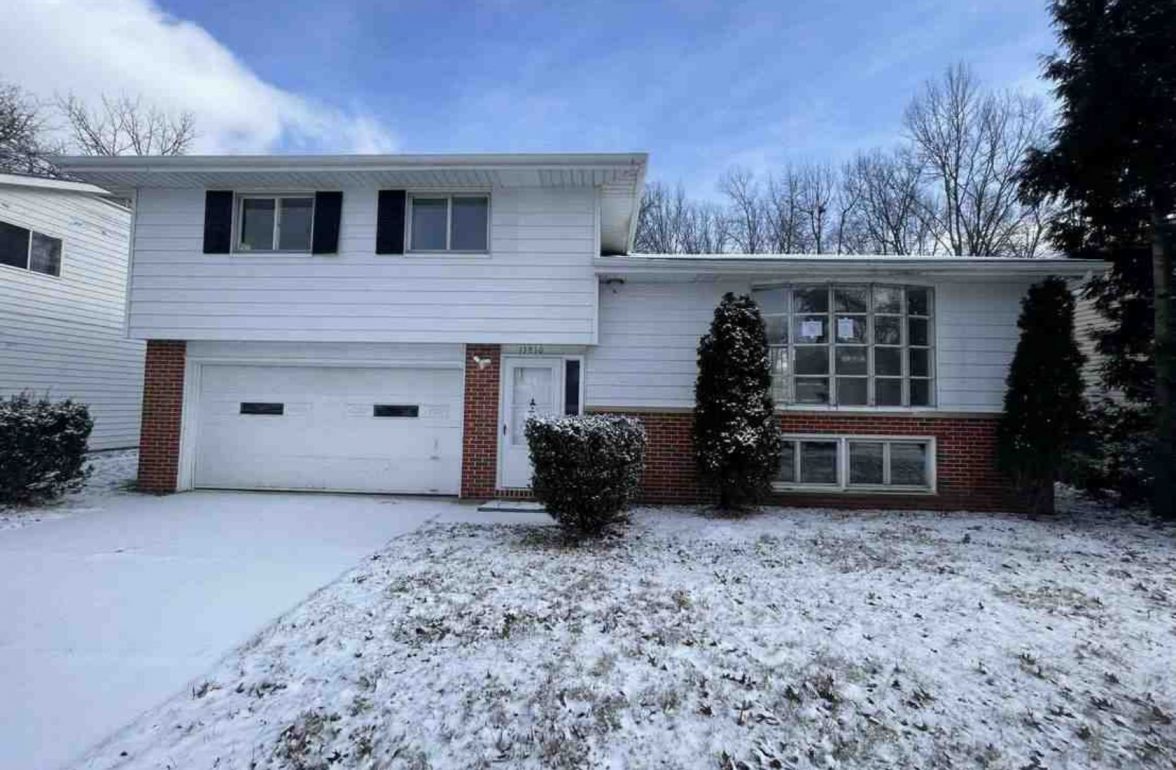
[461,344,501,498]
[138,340,186,494]
[592,409,1028,512]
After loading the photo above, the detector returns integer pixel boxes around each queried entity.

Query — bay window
[755,284,934,407]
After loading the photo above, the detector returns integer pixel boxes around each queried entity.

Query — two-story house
[0,172,143,450]
[58,153,1102,510]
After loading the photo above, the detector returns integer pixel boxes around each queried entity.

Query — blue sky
[5,0,1056,196]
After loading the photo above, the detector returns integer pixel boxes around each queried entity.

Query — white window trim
[233,193,315,254]
[757,283,935,409]
[406,193,491,255]
[0,219,63,279]
[773,434,937,495]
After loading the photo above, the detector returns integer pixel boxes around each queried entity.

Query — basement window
[775,436,935,493]
[240,402,284,415]
[373,404,420,418]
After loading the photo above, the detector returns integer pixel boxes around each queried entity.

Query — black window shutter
[311,191,343,254]
[376,190,406,254]
[202,190,234,254]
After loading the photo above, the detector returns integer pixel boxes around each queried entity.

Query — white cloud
[2,0,397,154]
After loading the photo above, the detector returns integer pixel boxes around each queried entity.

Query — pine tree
[693,292,782,510]
[1020,0,1176,519]
[997,278,1089,515]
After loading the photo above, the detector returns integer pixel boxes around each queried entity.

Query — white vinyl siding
[585,279,1029,414]
[0,184,142,449]
[129,186,596,344]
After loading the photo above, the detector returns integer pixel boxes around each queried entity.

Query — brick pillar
[138,340,186,494]
[461,344,501,498]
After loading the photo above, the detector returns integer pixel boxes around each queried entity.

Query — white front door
[500,357,564,489]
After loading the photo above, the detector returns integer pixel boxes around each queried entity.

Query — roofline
[595,254,1109,278]
[0,171,113,197]
[52,152,649,174]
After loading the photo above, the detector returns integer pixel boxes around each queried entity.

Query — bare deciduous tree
[719,168,770,253]
[58,94,195,156]
[0,83,59,176]
[634,182,729,254]
[904,63,1049,257]
[842,149,936,254]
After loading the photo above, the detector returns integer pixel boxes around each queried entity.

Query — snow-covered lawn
[0,448,137,531]
[80,499,1176,769]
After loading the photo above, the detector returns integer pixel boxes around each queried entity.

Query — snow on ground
[0,449,138,531]
[78,499,1176,769]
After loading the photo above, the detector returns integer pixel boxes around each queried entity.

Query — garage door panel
[194,365,462,494]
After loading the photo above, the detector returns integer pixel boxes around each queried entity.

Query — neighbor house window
[776,436,935,491]
[408,194,489,252]
[236,195,313,252]
[755,284,934,407]
[0,219,62,277]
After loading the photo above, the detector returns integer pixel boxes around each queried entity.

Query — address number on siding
[517,344,545,355]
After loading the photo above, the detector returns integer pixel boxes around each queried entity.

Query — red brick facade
[461,344,501,498]
[138,340,186,494]
[591,409,1027,512]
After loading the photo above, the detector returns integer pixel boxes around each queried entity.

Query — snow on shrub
[524,414,646,537]
[0,393,93,505]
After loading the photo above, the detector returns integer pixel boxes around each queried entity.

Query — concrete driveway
[0,485,473,770]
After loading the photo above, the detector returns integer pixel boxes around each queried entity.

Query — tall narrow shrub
[997,278,1088,514]
[694,292,782,510]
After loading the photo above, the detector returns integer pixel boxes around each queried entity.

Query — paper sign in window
[837,317,856,341]
[800,320,824,340]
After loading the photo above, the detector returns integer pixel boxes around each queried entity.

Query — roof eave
[594,255,1109,279]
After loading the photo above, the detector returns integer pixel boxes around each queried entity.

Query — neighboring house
[58,154,1103,511]
[0,173,143,450]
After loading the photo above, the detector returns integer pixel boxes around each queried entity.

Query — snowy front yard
[81,501,1175,769]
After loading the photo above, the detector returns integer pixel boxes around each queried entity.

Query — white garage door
[194,365,462,494]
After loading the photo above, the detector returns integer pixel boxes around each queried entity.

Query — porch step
[477,499,547,513]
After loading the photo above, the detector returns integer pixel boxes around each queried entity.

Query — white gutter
[594,255,1108,278]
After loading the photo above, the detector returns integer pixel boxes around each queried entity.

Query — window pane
[849,442,884,485]
[769,347,790,402]
[564,359,581,415]
[835,316,866,343]
[875,347,902,376]
[795,347,829,375]
[873,286,902,314]
[777,441,796,483]
[0,220,30,269]
[794,315,827,343]
[907,287,930,316]
[410,197,448,250]
[240,198,275,251]
[29,232,62,276]
[795,377,830,404]
[278,198,313,251]
[765,315,788,344]
[874,316,901,345]
[910,379,932,406]
[800,441,838,484]
[793,287,829,313]
[891,443,928,486]
[451,196,488,251]
[876,378,903,406]
[834,287,867,313]
[837,377,868,405]
[908,318,929,347]
[835,346,867,375]
[909,348,930,378]
[754,287,789,315]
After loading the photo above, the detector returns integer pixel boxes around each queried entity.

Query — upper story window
[753,284,934,408]
[0,219,62,277]
[408,194,489,252]
[237,195,314,252]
